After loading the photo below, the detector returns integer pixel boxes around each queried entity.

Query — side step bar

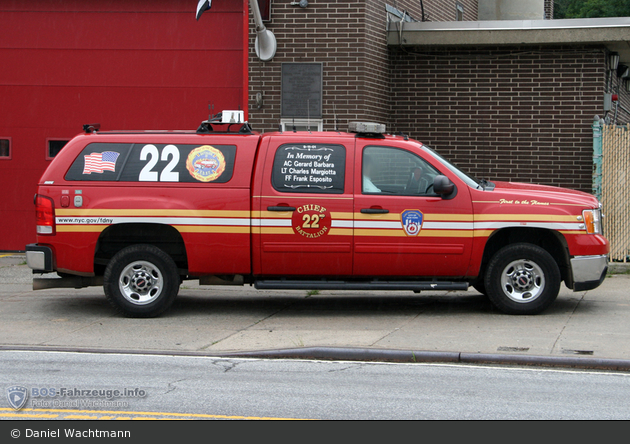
[254,280,469,291]
[33,276,103,290]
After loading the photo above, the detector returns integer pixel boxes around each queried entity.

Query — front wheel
[484,243,561,315]
[104,244,180,318]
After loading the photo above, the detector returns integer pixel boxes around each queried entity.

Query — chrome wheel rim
[500,259,545,304]
[118,261,163,305]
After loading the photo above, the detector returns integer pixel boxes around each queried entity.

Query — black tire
[104,244,180,318]
[472,280,486,295]
[484,243,561,315]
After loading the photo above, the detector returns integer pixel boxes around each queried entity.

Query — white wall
[478,0,545,20]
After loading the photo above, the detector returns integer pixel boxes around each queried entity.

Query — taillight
[35,194,55,235]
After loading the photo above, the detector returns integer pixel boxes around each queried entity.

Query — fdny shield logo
[401,210,423,236]
[7,386,28,410]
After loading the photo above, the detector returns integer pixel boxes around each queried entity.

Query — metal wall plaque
[281,63,323,119]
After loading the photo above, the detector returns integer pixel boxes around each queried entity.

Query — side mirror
[433,175,457,199]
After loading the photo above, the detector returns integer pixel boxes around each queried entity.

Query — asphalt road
[2,350,630,420]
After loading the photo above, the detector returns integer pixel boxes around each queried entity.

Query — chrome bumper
[570,254,608,291]
[25,244,54,273]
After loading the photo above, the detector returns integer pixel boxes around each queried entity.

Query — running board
[254,280,469,291]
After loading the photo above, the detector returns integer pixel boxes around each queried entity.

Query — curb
[220,347,630,371]
[608,262,630,274]
[2,345,630,372]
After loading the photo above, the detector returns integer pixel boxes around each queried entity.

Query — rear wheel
[484,243,560,315]
[104,244,180,318]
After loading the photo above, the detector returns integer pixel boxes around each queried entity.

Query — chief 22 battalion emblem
[186,145,226,182]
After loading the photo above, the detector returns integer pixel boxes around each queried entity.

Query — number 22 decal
[302,214,321,229]
[139,144,180,182]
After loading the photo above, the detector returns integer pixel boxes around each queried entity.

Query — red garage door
[0,0,248,250]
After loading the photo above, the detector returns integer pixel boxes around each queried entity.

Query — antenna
[307,99,311,133]
[250,0,277,62]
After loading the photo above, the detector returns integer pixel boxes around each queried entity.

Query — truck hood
[488,181,599,207]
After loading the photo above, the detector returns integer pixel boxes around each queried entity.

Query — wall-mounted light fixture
[251,0,277,61]
[291,0,308,7]
[609,52,620,71]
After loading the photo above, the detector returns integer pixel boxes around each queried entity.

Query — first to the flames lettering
[292,204,332,238]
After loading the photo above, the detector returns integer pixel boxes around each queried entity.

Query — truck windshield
[421,145,485,190]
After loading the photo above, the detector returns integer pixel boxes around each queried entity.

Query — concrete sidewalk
[1,253,629,369]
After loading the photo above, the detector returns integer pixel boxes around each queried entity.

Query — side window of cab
[362,146,440,195]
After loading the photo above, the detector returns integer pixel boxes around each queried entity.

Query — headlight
[582,208,602,235]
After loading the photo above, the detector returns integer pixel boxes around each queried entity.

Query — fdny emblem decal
[186,145,226,182]
[7,386,28,411]
[401,210,423,236]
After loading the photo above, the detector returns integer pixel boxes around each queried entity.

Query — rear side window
[271,143,346,194]
[65,143,236,183]
[0,139,10,159]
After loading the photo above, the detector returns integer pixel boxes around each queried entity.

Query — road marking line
[0,407,313,420]
[65,415,99,419]
[0,412,58,418]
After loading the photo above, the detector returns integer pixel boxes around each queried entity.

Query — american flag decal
[83,151,120,174]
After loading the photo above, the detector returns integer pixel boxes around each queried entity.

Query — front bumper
[571,254,608,291]
[25,244,54,273]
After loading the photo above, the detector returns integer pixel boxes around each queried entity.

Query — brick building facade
[247,0,423,131]
[389,44,607,191]
[247,0,476,131]
[247,0,629,194]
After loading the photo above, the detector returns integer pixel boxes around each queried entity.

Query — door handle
[361,208,389,214]
[268,206,296,212]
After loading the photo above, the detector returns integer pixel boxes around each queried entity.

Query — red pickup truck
[26,116,609,317]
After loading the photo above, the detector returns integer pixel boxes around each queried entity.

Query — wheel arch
[94,223,188,276]
[478,227,571,286]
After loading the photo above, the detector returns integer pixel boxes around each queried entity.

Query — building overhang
[387,17,630,64]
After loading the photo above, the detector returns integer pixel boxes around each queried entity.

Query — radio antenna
[307,100,311,133]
